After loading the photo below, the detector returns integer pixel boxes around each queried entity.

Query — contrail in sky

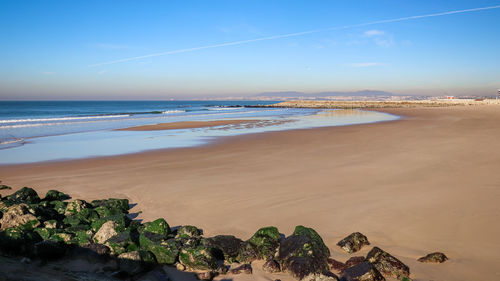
[89,5,500,67]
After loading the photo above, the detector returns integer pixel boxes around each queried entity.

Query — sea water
[0,101,398,164]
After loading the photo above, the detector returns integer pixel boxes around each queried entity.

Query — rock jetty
[0,186,448,280]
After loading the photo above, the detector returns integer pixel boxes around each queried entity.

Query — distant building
[498,89,500,99]
[446,96,455,99]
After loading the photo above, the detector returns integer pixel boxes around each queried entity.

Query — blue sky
[1,0,499,99]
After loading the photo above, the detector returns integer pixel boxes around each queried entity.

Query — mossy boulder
[91,198,129,214]
[0,203,40,230]
[50,200,68,215]
[141,218,171,237]
[179,245,219,271]
[366,247,410,280]
[139,231,179,264]
[203,235,244,263]
[50,232,73,243]
[34,227,59,240]
[93,221,120,244]
[0,227,42,254]
[248,226,281,259]
[277,225,331,280]
[0,184,12,190]
[337,232,370,254]
[64,199,91,216]
[340,261,384,281]
[91,214,129,232]
[417,252,448,263]
[5,187,40,204]
[105,230,138,255]
[43,190,70,201]
[176,225,202,238]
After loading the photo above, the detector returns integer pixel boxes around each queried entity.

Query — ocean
[0,101,398,164]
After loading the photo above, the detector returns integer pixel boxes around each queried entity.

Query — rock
[177,225,202,238]
[94,221,119,244]
[43,219,59,229]
[86,243,111,256]
[35,240,66,260]
[203,235,244,263]
[118,250,156,275]
[34,227,58,240]
[236,241,259,263]
[248,226,281,260]
[277,225,331,280]
[0,203,40,230]
[176,263,186,271]
[417,252,448,263]
[303,272,339,281]
[0,185,12,190]
[43,190,70,201]
[366,247,410,280]
[105,230,138,255]
[92,198,130,218]
[179,245,219,271]
[5,187,40,204]
[139,231,179,264]
[0,227,41,254]
[91,214,129,232]
[337,232,370,254]
[141,218,171,236]
[50,232,73,243]
[64,199,91,216]
[263,259,281,273]
[196,271,218,281]
[345,257,365,268]
[340,261,385,281]
[328,258,347,272]
[229,263,252,274]
[50,200,68,215]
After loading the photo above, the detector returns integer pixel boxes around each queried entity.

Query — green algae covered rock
[141,218,171,237]
[176,225,201,238]
[105,230,138,255]
[50,200,68,215]
[337,232,370,254]
[0,227,42,254]
[50,232,73,243]
[366,247,410,280]
[179,245,219,271]
[5,187,40,204]
[64,199,91,216]
[417,252,448,263]
[203,235,244,263]
[43,190,70,202]
[139,231,179,264]
[0,184,12,190]
[91,198,129,214]
[340,261,384,281]
[91,214,129,232]
[277,225,331,280]
[248,226,281,260]
[0,203,40,230]
[34,227,59,240]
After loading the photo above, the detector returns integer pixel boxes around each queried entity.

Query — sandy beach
[1,105,500,281]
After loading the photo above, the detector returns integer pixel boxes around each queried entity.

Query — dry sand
[1,105,500,281]
[116,119,262,131]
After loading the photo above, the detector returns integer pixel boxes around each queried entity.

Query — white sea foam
[208,107,241,111]
[0,114,131,124]
[0,138,24,145]
[161,110,185,114]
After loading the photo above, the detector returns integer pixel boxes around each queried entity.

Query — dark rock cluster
[0,187,447,281]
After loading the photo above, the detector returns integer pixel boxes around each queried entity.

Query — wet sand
[116,119,262,131]
[1,105,500,281]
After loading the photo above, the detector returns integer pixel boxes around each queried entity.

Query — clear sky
[1,0,499,100]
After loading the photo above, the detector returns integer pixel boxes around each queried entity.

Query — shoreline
[115,119,264,131]
[1,105,500,280]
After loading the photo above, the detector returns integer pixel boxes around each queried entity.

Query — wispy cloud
[364,30,385,37]
[89,5,500,67]
[90,43,132,50]
[346,62,384,67]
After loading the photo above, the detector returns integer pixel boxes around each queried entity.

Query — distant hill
[256,90,396,99]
